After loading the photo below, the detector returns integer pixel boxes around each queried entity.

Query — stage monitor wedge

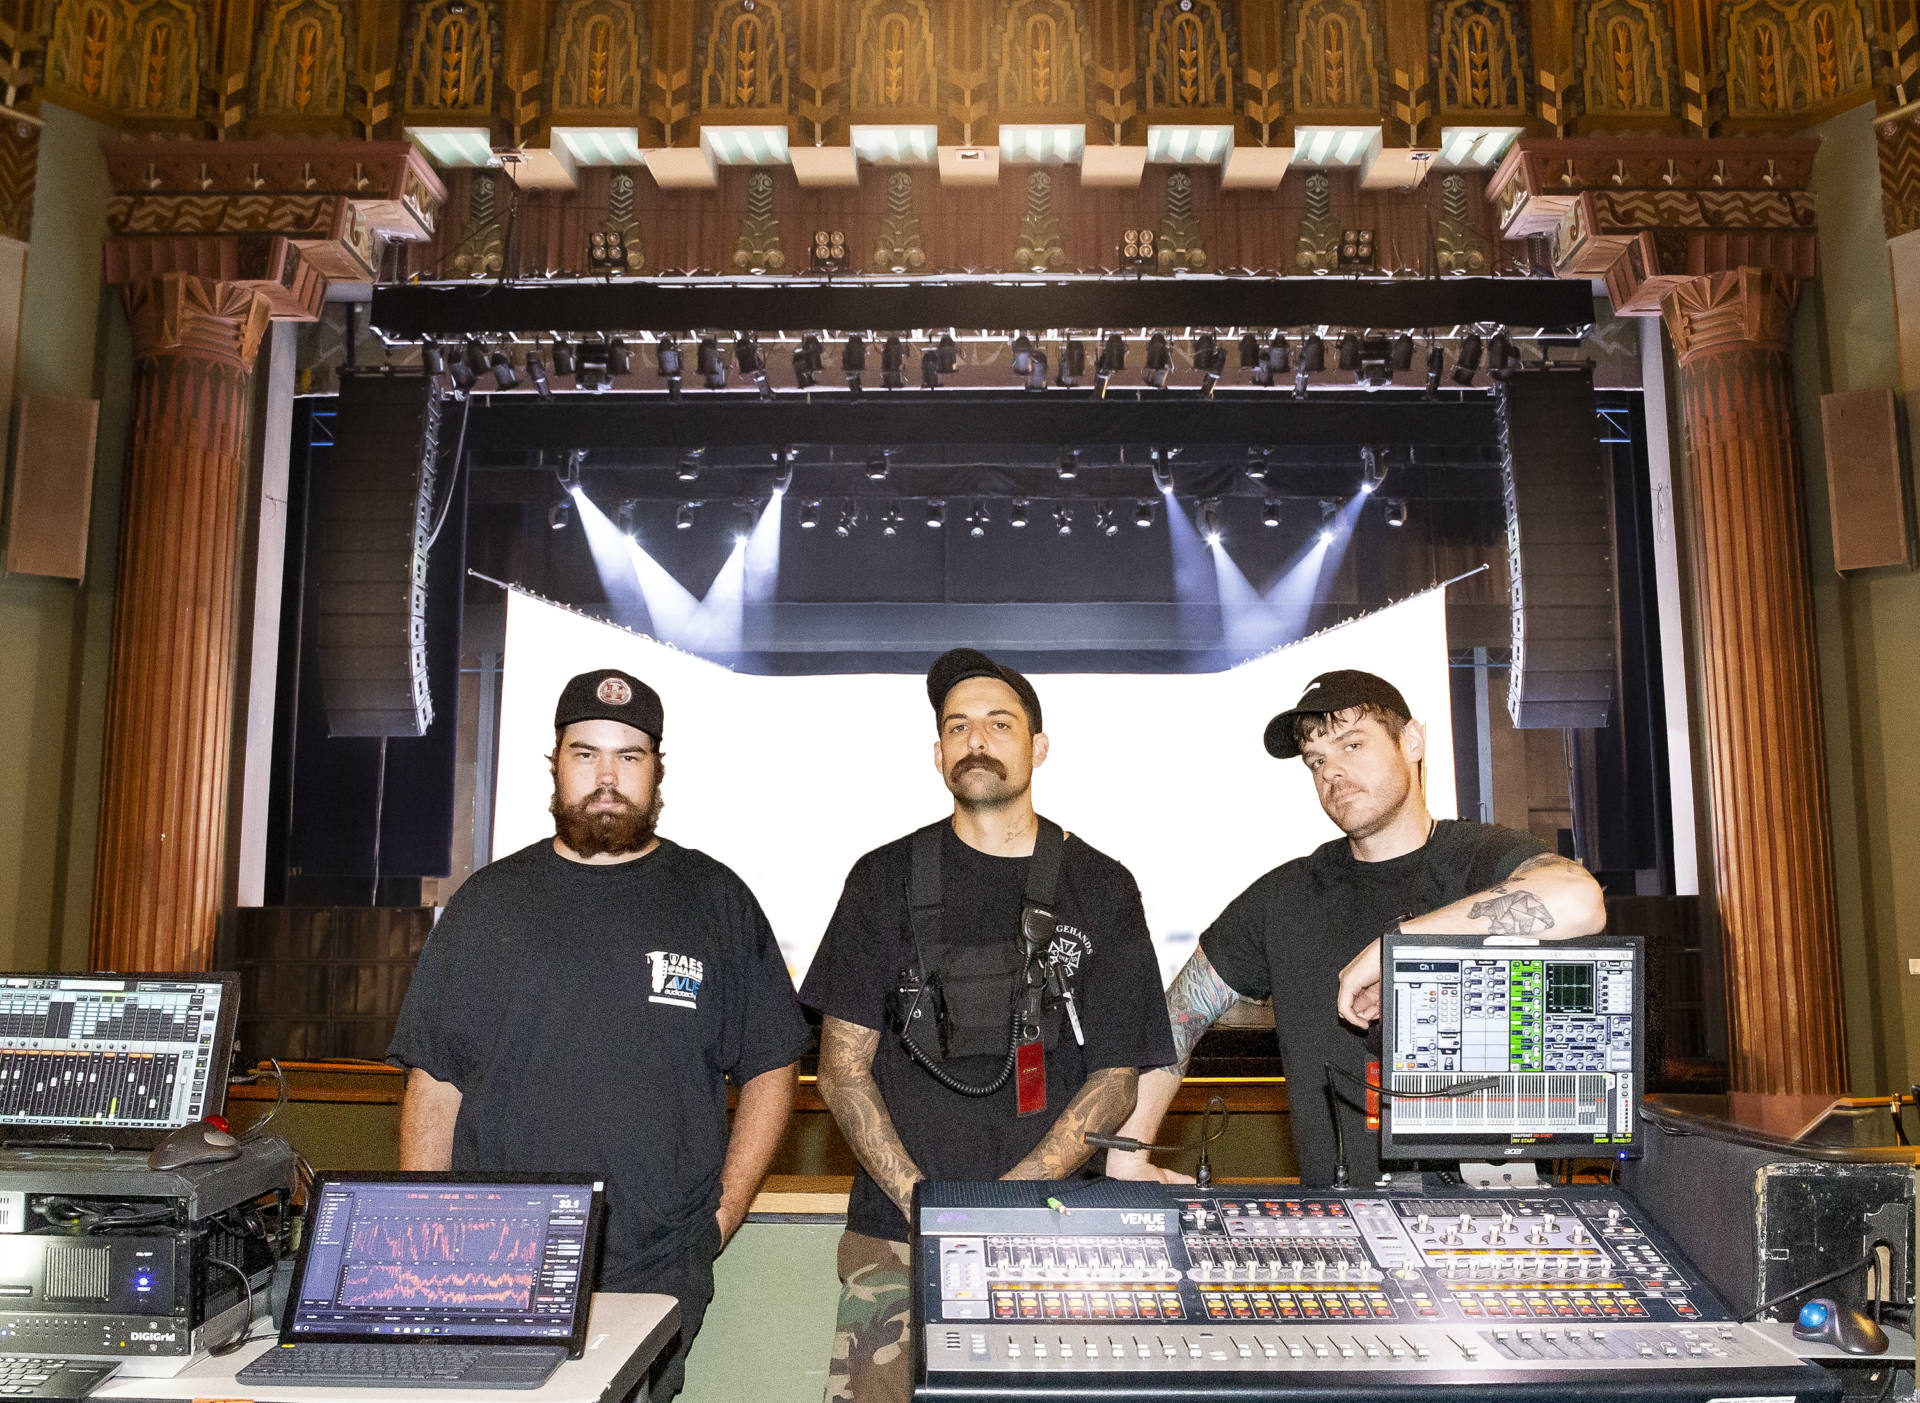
[314,371,443,738]
[1498,364,1616,728]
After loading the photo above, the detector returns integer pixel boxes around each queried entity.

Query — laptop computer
[238,1172,605,1391]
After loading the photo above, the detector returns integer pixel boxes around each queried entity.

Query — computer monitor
[281,1174,605,1355]
[1379,934,1643,1163]
[0,972,239,1149]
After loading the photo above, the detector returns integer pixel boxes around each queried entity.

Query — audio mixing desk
[911,1179,1843,1402]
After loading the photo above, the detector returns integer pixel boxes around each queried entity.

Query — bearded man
[389,668,807,1402]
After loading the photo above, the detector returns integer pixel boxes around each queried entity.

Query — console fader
[912,1179,1840,1402]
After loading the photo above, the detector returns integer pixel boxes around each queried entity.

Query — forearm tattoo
[1166,949,1241,1072]
[1466,853,1578,933]
[817,1018,923,1216]
[1006,1067,1140,1181]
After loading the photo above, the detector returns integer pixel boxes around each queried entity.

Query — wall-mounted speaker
[1497,365,1616,729]
[312,372,442,737]
[1820,387,1913,572]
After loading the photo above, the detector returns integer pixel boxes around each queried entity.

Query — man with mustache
[388,669,807,1401]
[1107,669,1606,1189]
[801,648,1174,1403]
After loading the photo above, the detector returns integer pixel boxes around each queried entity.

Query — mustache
[949,754,1007,781]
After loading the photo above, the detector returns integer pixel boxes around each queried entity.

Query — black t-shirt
[800,822,1175,1242]
[1200,821,1547,1187]
[387,838,810,1292]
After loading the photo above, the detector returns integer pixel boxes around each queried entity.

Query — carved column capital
[121,273,272,372]
[1659,266,1801,363]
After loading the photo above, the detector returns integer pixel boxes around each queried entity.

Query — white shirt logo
[646,950,704,1009]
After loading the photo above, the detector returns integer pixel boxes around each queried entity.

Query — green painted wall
[0,103,131,976]
[1798,100,1920,1096]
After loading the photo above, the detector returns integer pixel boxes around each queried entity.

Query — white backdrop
[493,587,1456,985]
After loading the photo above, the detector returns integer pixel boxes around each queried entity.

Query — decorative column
[1660,268,1847,1093]
[89,275,271,972]
[1489,138,1846,1093]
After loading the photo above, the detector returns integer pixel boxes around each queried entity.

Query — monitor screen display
[0,973,237,1145]
[1379,935,1643,1163]
[287,1178,603,1349]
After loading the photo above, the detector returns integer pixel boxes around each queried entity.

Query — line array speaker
[313,372,442,737]
[1497,364,1616,728]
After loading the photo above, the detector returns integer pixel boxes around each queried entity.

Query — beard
[550,779,663,858]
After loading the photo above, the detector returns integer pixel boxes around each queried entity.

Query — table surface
[88,1293,679,1403]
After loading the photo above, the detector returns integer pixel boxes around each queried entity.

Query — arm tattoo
[1510,852,1579,877]
[1004,1068,1140,1181]
[1166,949,1241,1073]
[817,1017,923,1218]
[1467,889,1556,934]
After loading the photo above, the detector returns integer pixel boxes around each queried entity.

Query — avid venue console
[910,1180,1836,1401]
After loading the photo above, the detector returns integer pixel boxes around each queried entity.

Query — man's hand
[1103,1146,1196,1185]
[716,1202,747,1245]
[1336,939,1384,1029]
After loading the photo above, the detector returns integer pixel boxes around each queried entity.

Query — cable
[205,1255,260,1358]
[37,1198,174,1234]
[422,390,472,553]
[1739,1244,1885,1322]
[898,995,1020,1098]
[236,1057,289,1140]
[1085,1095,1232,1184]
[1324,1062,1502,1099]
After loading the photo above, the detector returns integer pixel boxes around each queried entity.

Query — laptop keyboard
[0,1356,114,1397]
[237,1343,564,1390]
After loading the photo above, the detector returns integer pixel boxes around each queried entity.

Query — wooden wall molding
[91,272,274,974]
[1659,266,1849,1094]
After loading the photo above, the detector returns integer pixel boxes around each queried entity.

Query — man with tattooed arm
[800,648,1174,1403]
[1107,669,1606,1188]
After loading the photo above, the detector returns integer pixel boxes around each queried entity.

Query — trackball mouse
[1793,1296,1889,1356]
[146,1121,242,1171]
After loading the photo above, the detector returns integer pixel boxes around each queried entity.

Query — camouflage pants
[824,1230,912,1403]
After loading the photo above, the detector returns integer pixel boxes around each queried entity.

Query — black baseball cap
[926,648,1043,733]
[554,668,664,741]
[1263,669,1412,758]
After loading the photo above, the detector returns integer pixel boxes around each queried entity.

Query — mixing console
[913,1180,1840,1402]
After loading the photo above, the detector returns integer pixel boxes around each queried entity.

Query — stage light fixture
[616,499,637,537]
[925,499,945,529]
[421,340,446,376]
[1095,332,1126,396]
[882,335,906,388]
[1385,498,1408,527]
[800,333,825,374]
[698,337,727,390]
[1245,446,1271,481]
[1151,456,1174,495]
[1452,332,1484,385]
[1058,338,1087,385]
[587,228,629,273]
[1299,331,1325,372]
[1097,504,1120,537]
[1390,332,1416,372]
[967,502,988,538]
[1135,499,1155,528]
[677,450,702,482]
[1195,334,1224,397]
[1238,332,1261,369]
[1263,498,1281,528]
[1425,342,1445,397]
[1318,497,1336,543]
[1053,505,1073,535]
[835,504,857,537]
[1360,446,1386,495]
[1010,499,1031,528]
[1487,328,1517,374]
[733,502,756,543]
[881,506,904,537]
[548,498,571,530]
[463,338,490,378]
[1144,333,1171,389]
[920,346,941,389]
[487,349,518,390]
[843,333,866,392]
[1200,499,1222,546]
[1336,332,1362,373]
[606,337,631,376]
[525,349,551,400]
[799,499,821,529]
[655,335,682,397]
[1292,357,1311,400]
[773,453,794,495]
[1057,449,1079,481]
[866,450,890,481]
[550,339,575,379]
[1120,227,1154,270]
[677,502,696,530]
[1025,350,1048,392]
[937,333,959,375]
[735,333,763,374]
[1266,333,1291,375]
[792,345,817,389]
[1011,334,1034,377]
[811,228,849,274]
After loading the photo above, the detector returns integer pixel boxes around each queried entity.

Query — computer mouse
[1793,1297,1889,1356]
[146,1121,242,1171]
